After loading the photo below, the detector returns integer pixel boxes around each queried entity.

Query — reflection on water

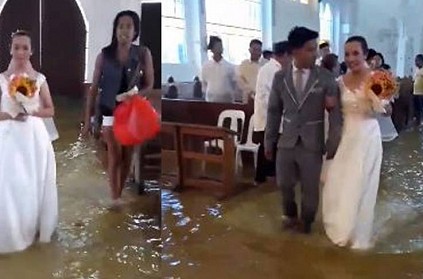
[161,127,423,278]
[0,98,161,279]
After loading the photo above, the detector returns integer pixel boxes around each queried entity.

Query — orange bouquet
[365,70,398,100]
[9,74,37,98]
[8,74,38,115]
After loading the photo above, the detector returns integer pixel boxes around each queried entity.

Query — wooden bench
[161,122,237,199]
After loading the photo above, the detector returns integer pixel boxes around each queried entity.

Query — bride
[0,30,58,253]
[322,36,390,250]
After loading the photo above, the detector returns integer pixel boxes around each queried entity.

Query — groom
[264,26,342,234]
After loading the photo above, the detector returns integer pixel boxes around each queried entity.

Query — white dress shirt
[292,62,311,95]
[254,58,282,132]
[201,58,237,103]
[236,59,266,103]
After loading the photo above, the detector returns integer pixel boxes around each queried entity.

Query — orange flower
[9,75,37,98]
[365,70,398,100]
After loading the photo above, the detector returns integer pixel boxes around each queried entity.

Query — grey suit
[264,65,342,224]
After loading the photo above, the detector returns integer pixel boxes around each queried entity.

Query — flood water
[2,96,423,278]
[161,127,423,278]
[0,98,161,279]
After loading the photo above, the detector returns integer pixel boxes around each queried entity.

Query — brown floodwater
[0,97,161,279]
[161,127,423,279]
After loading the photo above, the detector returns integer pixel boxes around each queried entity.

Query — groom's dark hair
[288,26,319,50]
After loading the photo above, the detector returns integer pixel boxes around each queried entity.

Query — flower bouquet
[8,74,38,117]
[365,70,398,113]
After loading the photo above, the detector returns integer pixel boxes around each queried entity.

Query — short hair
[415,54,423,61]
[249,39,262,47]
[288,26,319,50]
[321,53,339,72]
[319,42,330,49]
[273,41,291,56]
[207,36,222,50]
[263,50,273,56]
[346,36,369,56]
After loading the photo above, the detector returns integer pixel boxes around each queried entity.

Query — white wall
[346,0,423,77]
[0,0,141,82]
[272,0,319,42]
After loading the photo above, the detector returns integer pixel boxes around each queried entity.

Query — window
[162,0,187,64]
[319,2,333,44]
[205,0,262,64]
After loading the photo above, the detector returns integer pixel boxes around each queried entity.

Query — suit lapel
[298,66,319,109]
[283,66,299,106]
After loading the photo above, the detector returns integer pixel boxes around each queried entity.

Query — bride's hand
[13,113,28,122]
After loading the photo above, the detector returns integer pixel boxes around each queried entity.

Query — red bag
[113,95,160,146]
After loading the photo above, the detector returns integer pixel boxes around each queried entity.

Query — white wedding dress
[0,73,58,254]
[322,78,383,250]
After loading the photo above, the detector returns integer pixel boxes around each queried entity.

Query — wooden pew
[161,121,237,199]
[161,97,254,143]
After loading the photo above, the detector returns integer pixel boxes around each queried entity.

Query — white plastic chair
[235,114,259,174]
[202,109,245,172]
[204,109,245,149]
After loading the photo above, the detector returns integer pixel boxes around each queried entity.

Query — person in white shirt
[413,54,423,125]
[236,39,266,103]
[201,36,237,103]
[262,50,273,62]
[253,41,292,184]
[316,41,330,66]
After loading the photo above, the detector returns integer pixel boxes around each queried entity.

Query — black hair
[366,48,377,61]
[249,39,262,47]
[273,41,291,56]
[102,10,140,59]
[288,26,319,50]
[207,36,222,50]
[416,54,423,61]
[11,29,31,40]
[381,64,391,70]
[340,61,347,75]
[321,53,339,72]
[263,50,273,57]
[319,42,330,49]
[345,36,369,56]
[374,52,385,65]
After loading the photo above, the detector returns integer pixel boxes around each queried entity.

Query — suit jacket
[264,65,342,158]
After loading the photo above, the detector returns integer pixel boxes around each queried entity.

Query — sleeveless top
[99,44,147,115]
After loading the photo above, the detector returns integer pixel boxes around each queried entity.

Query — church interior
[1,0,423,278]
[161,0,423,278]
